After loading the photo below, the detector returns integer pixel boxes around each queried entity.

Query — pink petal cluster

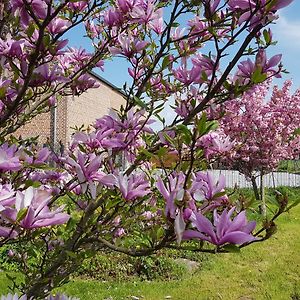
[183,207,256,246]
[0,185,69,237]
[220,80,300,177]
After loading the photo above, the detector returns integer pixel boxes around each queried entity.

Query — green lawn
[1,204,299,299]
[60,204,300,299]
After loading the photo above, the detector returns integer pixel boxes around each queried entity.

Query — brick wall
[65,80,125,146]
[15,77,125,148]
[16,110,51,145]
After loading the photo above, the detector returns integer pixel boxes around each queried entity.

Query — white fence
[210,170,300,188]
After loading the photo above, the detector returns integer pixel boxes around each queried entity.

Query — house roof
[88,71,126,97]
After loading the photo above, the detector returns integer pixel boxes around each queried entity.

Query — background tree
[219,80,300,216]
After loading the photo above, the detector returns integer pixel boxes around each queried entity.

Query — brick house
[16,72,125,150]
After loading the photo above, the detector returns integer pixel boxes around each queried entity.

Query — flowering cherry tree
[219,80,300,214]
[0,0,295,298]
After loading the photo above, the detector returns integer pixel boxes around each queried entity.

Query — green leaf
[43,35,51,47]
[201,71,208,81]
[206,121,219,133]
[139,147,153,158]
[133,96,147,109]
[177,124,192,145]
[0,86,6,99]
[162,133,175,147]
[171,22,180,27]
[293,128,300,136]
[196,112,207,135]
[24,179,41,188]
[162,56,170,70]
[251,68,267,84]
[212,191,227,200]
[156,227,165,240]
[27,23,36,38]
[263,29,271,44]
[157,146,168,158]
[17,207,28,222]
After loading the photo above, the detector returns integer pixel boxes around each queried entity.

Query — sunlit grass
[57,203,300,299]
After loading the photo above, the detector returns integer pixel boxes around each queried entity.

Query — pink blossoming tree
[0,0,295,297]
[219,80,300,215]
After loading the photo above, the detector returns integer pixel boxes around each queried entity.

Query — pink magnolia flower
[173,66,200,85]
[31,64,67,86]
[0,293,27,300]
[70,74,100,94]
[0,38,24,57]
[205,0,221,14]
[156,172,185,219]
[197,131,233,159]
[15,187,70,229]
[109,33,148,58]
[48,18,71,35]
[114,227,126,237]
[67,1,88,11]
[116,173,151,201]
[235,49,282,83]
[228,0,293,11]
[11,0,47,26]
[0,144,21,172]
[191,171,227,202]
[188,16,206,31]
[117,0,136,13]
[191,54,217,80]
[183,207,256,246]
[93,109,154,162]
[190,171,229,213]
[0,184,15,208]
[0,226,18,238]
[71,130,125,150]
[65,151,116,199]
[103,8,123,27]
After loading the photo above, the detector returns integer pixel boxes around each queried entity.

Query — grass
[1,190,300,299]
[58,203,300,299]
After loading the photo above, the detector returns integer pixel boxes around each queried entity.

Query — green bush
[75,251,189,281]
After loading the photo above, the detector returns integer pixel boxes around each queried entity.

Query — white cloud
[272,14,300,49]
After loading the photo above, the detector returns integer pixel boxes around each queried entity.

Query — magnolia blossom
[109,33,148,57]
[48,18,71,35]
[65,152,116,199]
[0,294,27,300]
[116,173,151,201]
[235,50,282,84]
[183,207,256,246]
[156,172,185,219]
[0,186,70,232]
[191,171,228,203]
[0,38,24,57]
[0,144,21,172]
[15,187,70,229]
[197,131,233,159]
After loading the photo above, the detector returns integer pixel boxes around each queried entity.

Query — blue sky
[66,1,300,90]
[269,1,300,89]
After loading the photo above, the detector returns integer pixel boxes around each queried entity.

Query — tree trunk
[259,171,267,218]
[251,175,260,201]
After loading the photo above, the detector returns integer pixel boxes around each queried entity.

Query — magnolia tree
[0,0,295,298]
[218,80,300,214]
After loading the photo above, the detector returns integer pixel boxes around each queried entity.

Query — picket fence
[210,170,300,188]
